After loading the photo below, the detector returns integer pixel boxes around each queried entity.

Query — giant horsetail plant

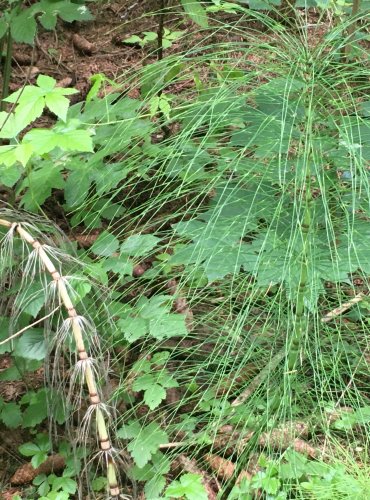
[0,3,369,498]
[0,212,124,498]
[85,7,370,496]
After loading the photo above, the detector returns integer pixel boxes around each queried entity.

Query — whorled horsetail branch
[0,217,122,498]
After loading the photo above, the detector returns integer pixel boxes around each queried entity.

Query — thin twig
[321,293,365,323]
[159,441,187,449]
[0,307,60,346]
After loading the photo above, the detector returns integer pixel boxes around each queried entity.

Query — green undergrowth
[0,3,370,499]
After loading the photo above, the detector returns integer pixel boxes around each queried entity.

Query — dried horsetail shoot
[0,213,123,498]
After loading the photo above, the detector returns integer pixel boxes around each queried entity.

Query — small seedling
[124,28,184,49]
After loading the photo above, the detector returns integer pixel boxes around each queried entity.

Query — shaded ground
[7,3,151,99]
[1,2,369,498]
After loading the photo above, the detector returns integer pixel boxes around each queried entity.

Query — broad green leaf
[0,146,20,169]
[145,475,166,498]
[159,97,171,119]
[131,451,170,481]
[38,9,58,30]
[132,373,169,409]
[35,476,50,497]
[91,476,107,492]
[22,128,57,154]
[0,146,18,168]
[10,9,37,44]
[149,314,188,340]
[3,85,42,104]
[19,442,42,457]
[36,74,56,91]
[92,162,131,196]
[132,358,152,373]
[45,92,70,122]
[132,373,156,391]
[150,96,160,117]
[121,234,160,256]
[50,477,77,494]
[164,30,185,40]
[23,127,94,154]
[143,31,158,42]
[91,231,120,257]
[206,1,242,13]
[360,101,370,117]
[58,1,93,23]
[162,38,173,49]
[157,372,179,389]
[165,473,208,500]
[100,202,125,221]
[14,329,47,361]
[16,282,47,318]
[132,369,178,411]
[249,0,281,9]
[14,92,45,127]
[19,164,65,211]
[102,255,134,277]
[35,0,93,28]
[64,167,92,207]
[0,365,24,381]
[143,383,167,410]
[118,316,147,343]
[170,183,268,281]
[124,35,142,44]
[1,402,22,428]
[117,420,142,440]
[0,111,23,138]
[39,492,69,500]
[279,451,308,480]
[261,476,281,495]
[33,473,47,486]
[353,406,370,425]
[181,0,209,28]
[22,390,49,427]
[127,422,168,468]
[151,351,171,365]
[67,276,92,303]
[14,143,34,167]
[57,129,94,152]
[31,452,48,468]
[137,295,171,319]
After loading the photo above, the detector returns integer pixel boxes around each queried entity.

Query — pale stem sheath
[0,219,120,497]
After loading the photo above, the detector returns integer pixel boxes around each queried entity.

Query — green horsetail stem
[0,218,120,498]
[288,186,312,371]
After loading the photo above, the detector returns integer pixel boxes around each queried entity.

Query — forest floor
[0,3,186,495]
[1,2,368,499]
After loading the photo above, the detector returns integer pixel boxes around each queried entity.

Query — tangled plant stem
[0,217,121,498]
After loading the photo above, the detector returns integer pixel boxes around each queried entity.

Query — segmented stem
[288,191,311,371]
[0,218,120,498]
